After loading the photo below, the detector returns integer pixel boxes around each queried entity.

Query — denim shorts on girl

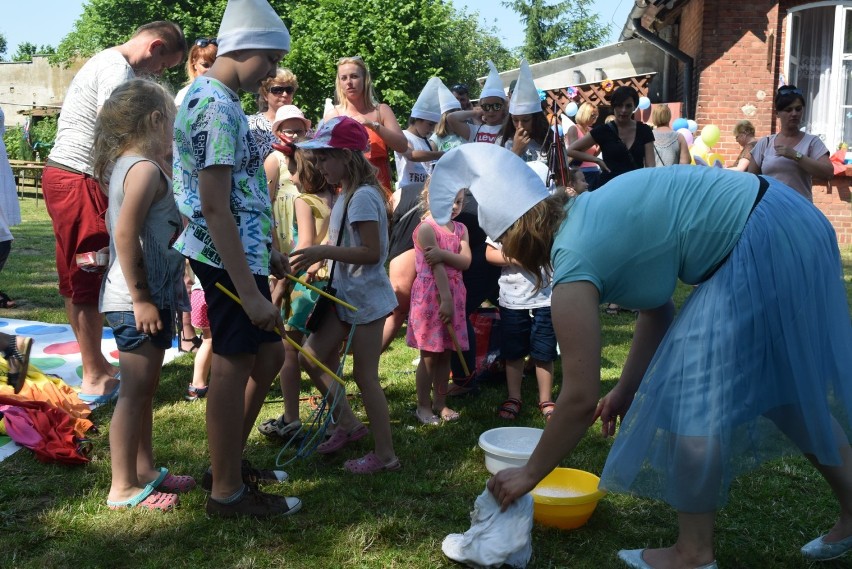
[498,305,558,362]
[105,309,175,352]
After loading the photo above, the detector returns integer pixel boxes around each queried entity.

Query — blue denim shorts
[498,305,558,362]
[105,309,175,352]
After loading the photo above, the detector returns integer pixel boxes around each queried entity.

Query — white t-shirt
[48,49,134,174]
[394,130,432,188]
[468,123,502,144]
[485,238,552,309]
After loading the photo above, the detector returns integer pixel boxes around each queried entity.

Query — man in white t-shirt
[43,21,186,405]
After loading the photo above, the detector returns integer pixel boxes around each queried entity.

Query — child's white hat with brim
[411,78,442,123]
[429,144,549,239]
[217,0,291,57]
[509,59,542,116]
[479,60,507,101]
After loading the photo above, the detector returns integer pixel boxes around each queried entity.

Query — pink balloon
[677,127,694,146]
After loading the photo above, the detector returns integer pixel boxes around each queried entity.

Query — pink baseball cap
[295,115,369,152]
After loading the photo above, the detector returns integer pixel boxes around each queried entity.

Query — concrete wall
[0,56,85,127]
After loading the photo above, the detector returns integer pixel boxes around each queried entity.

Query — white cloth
[486,238,552,308]
[411,77,442,123]
[0,107,20,228]
[430,144,548,240]
[48,49,134,174]
[509,60,541,116]
[394,130,432,188]
[217,0,291,56]
[442,485,533,569]
[480,60,506,101]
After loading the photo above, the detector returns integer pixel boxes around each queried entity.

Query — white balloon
[637,96,651,110]
[565,102,579,117]
[687,119,698,133]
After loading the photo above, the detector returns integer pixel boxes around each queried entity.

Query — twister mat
[0,317,185,461]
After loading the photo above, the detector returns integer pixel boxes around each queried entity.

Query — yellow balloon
[700,124,721,148]
[706,153,724,167]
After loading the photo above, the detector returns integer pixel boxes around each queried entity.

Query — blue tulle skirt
[600,179,852,512]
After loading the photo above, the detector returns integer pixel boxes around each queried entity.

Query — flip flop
[415,409,440,425]
[343,452,401,474]
[78,381,121,410]
[107,484,179,511]
[150,467,196,493]
[316,423,369,454]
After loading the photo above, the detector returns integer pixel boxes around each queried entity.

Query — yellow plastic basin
[531,467,606,530]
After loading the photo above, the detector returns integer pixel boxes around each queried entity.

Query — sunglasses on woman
[194,38,218,48]
[269,85,295,96]
[481,103,504,112]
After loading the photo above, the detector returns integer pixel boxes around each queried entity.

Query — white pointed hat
[411,77,442,123]
[479,60,507,101]
[217,0,291,57]
[429,144,549,239]
[510,59,542,115]
[437,79,461,114]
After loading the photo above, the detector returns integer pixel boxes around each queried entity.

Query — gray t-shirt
[100,156,189,313]
[48,49,134,174]
[328,185,397,324]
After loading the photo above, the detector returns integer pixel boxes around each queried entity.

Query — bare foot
[435,406,460,422]
[80,374,119,396]
[641,546,715,569]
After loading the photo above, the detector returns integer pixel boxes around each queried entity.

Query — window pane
[845,9,852,53]
[845,60,852,106]
[793,7,835,139]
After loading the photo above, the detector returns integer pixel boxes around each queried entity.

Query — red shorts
[190,288,210,329]
[42,165,109,304]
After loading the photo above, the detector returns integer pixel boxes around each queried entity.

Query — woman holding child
[429,143,852,568]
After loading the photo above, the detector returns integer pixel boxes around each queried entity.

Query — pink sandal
[316,424,369,454]
[343,452,401,474]
[107,484,180,511]
[151,467,196,493]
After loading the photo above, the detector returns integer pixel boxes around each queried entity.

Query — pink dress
[406,217,469,352]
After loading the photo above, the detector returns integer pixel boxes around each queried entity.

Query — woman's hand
[133,301,163,336]
[594,385,634,438]
[487,466,540,511]
[774,144,799,161]
[423,245,445,266]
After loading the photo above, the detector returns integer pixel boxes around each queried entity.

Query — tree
[12,42,56,62]
[503,0,611,63]
[0,33,7,61]
[49,0,516,120]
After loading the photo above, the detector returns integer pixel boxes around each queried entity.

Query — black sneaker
[201,459,289,492]
[205,485,302,518]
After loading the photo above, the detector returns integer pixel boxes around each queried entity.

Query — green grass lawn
[1,196,851,568]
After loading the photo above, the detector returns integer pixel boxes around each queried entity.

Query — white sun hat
[479,60,507,101]
[509,59,542,116]
[217,0,291,57]
[429,143,549,239]
[410,77,442,123]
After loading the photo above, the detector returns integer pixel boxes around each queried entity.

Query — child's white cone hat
[217,0,291,56]
[479,60,507,101]
[509,59,542,115]
[411,78,442,123]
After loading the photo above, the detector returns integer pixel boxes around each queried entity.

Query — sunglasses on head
[269,85,295,95]
[194,38,218,48]
[778,86,803,97]
[481,102,503,112]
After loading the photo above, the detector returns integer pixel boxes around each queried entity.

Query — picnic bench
[9,160,44,205]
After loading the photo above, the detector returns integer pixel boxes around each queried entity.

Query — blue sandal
[107,484,179,511]
[78,381,121,410]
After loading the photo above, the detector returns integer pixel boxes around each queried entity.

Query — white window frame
[786,1,852,148]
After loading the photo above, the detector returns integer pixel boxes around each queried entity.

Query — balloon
[565,102,578,117]
[687,119,698,133]
[677,128,694,146]
[672,118,689,131]
[700,124,721,148]
[637,96,651,110]
[706,153,725,167]
[691,139,709,155]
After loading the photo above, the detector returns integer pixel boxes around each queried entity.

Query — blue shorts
[105,309,174,352]
[498,305,558,362]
